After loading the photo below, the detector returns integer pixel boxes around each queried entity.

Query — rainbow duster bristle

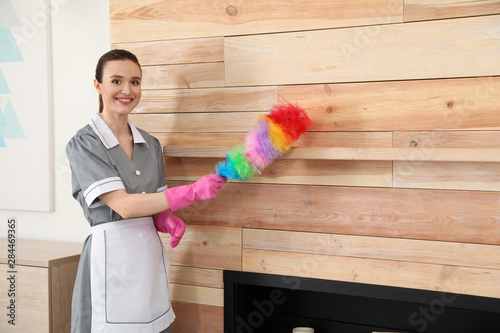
[216,102,312,181]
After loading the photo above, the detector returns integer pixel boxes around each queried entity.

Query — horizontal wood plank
[163,146,500,162]
[243,229,500,270]
[129,112,263,133]
[141,62,224,90]
[242,249,500,298]
[0,238,82,267]
[393,161,500,191]
[169,283,224,306]
[171,301,223,333]
[405,0,500,22]
[170,266,223,288]
[278,77,500,132]
[294,132,393,148]
[225,16,500,86]
[134,86,278,113]
[110,0,403,42]
[112,38,224,65]
[162,225,241,270]
[284,147,500,162]
[151,131,392,153]
[171,182,500,245]
[393,131,500,149]
[164,157,393,187]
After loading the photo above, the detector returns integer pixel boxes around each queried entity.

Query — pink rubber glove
[164,174,226,212]
[154,210,186,248]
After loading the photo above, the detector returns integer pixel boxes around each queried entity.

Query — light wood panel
[135,86,278,113]
[171,301,223,333]
[0,238,82,267]
[110,0,403,43]
[129,112,263,133]
[243,229,500,270]
[393,161,500,191]
[154,133,244,148]
[162,225,241,270]
[169,283,224,307]
[0,239,80,333]
[165,156,392,186]
[109,0,500,322]
[243,159,392,187]
[172,182,500,245]
[170,266,223,289]
[295,132,393,148]
[279,77,500,131]
[51,261,79,333]
[141,62,224,90]
[405,0,500,22]
[0,265,49,332]
[393,131,500,149]
[164,146,500,163]
[113,37,224,65]
[225,16,500,86]
[157,132,392,150]
[285,147,500,162]
[242,249,500,298]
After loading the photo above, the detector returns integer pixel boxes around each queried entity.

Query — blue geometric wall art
[0,27,23,63]
[0,102,5,146]
[0,99,25,139]
[0,104,6,126]
[0,0,52,211]
[0,69,9,93]
[0,0,25,148]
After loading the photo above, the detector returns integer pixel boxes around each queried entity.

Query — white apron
[90,217,175,333]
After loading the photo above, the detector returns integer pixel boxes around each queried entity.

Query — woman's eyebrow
[109,75,142,80]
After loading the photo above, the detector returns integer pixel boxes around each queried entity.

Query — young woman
[66,49,225,333]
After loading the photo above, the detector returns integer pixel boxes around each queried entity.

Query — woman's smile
[115,97,134,104]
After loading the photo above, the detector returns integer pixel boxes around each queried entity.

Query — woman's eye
[112,79,121,84]
[132,80,141,85]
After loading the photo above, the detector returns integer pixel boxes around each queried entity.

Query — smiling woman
[94,57,142,159]
[64,49,226,333]
[93,50,142,115]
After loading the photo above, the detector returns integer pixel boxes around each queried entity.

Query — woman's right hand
[164,174,226,212]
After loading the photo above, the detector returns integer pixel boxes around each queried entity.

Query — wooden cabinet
[0,239,82,333]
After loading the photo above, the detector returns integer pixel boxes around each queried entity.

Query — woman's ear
[94,78,102,93]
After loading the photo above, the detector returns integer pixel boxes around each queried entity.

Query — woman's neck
[100,111,134,159]
[100,111,131,138]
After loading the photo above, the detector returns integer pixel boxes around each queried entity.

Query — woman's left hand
[154,210,186,248]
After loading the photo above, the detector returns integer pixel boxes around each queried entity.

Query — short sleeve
[154,137,167,192]
[66,132,125,208]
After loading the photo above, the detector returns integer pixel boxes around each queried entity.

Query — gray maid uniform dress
[66,114,175,333]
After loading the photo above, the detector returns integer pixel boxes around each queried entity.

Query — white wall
[0,0,110,244]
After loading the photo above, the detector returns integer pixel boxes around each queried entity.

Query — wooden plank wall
[110,1,500,331]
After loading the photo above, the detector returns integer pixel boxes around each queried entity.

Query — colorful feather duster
[216,102,312,181]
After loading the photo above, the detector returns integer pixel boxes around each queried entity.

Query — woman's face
[94,59,142,116]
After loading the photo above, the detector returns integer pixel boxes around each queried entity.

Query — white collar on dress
[89,113,147,149]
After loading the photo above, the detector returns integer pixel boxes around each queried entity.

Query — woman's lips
[116,97,133,104]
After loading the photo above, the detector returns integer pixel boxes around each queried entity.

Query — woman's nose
[121,83,132,94]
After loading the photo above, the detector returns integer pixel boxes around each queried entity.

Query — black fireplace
[224,270,500,333]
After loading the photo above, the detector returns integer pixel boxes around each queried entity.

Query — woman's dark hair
[95,49,141,113]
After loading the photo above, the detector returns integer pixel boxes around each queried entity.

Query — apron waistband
[91,216,153,233]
